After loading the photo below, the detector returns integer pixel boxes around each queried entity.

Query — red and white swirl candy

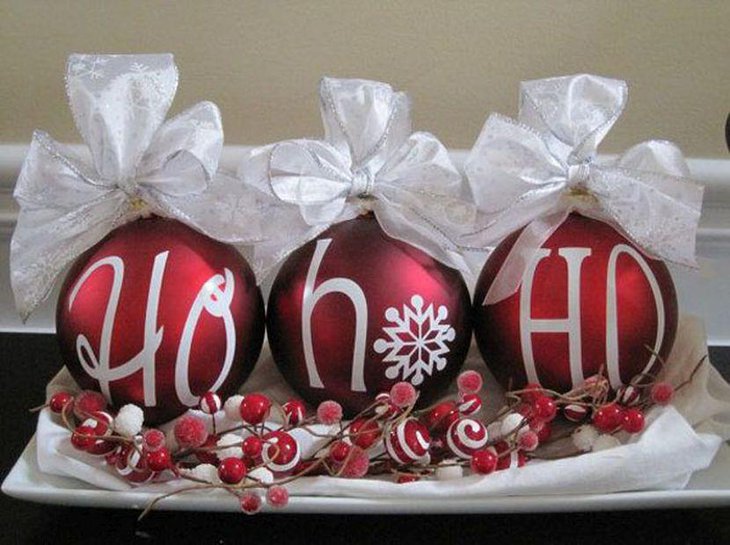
[457,394,483,416]
[114,442,156,484]
[563,403,589,423]
[262,431,301,473]
[199,391,222,415]
[446,418,489,459]
[80,411,115,456]
[385,418,431,465]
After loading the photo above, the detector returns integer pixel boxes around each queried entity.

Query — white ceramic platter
[4,437,730,514]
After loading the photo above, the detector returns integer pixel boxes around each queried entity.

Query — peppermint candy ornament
[115,442,156,485]
[385,418,431,465]
[199,392,222,415]
[445,418,489,459]
[563,403,589,423]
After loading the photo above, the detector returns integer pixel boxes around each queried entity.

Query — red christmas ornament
[267,215,471,416]
[115,442,156,484]
[422,401,460,436]
[474,214,678,393]
[56,217,265,424]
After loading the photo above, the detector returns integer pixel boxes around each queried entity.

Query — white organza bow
[239,77,478,280]
[11,54,260,319]
[463,74,704,304]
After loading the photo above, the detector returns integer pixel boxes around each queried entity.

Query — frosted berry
[592,403,624,433]
[145,448,172,472]
[240,492,262,514]
[242,436,263,461]
[174,415,208,449]
[470,448,498,474]
[456,370,483,395]
[218,457,247,484]
[266,486,289,508]
[517,429,539,452]
[142,429,166,452]
[390,382,417,408]
[199,391,222,415]
[73,390,107,419]
[49,392,74,413]
[651,382,674,405]
[316,400,343,425]
[341,445,370,478]
[240,394,272,425]
[622,408,646,434]
[282,399,307,426]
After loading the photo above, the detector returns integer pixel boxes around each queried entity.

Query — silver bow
[238,77,478,280]
[11,54,261,319]
[463,74,704,305]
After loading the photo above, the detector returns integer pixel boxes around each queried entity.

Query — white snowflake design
[373,295,456,386]
[68,55,110,81]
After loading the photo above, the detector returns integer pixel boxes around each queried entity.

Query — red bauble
[445,418,489,459]
[267,215,471,416]
[385,418,431,465]
[473,214,678,393]
[57,217,265,424]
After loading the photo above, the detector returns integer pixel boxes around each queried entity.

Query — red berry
[282,400,307,426]
[329,441,351,463]
[145,448,172,472]
[349,418,382,449]
[240,492,262,514]
[521,383,543,403]
[470,448,498,475]
[592,403,624,433]
[532,395,557,422]
[240,394,271,425]
[71,425,97,450]
[397,474,420,484]
[266,486,289,508]
[535,420,552,442]
[218,457,247,484]
[651,382,674,405]
[49,392,74,413]
[517,430,539,452]
[242,436,263,460]
[622,408,645,434]
[421,402,460,436]
[340,446,370,478]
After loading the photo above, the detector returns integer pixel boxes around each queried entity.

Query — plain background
[1,0,729,157]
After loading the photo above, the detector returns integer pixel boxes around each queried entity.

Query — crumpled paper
[36,315,730,499]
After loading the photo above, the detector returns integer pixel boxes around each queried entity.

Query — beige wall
[1,1,728,156]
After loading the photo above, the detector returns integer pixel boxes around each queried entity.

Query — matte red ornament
[473,214,678,394]
[56,217,265,424]
[267,215,471,416]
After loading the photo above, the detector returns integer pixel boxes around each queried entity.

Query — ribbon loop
[11,54,261,320]
[465,74,703,305]
[239,77,477,279]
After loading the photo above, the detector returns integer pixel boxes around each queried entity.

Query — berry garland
[35,354,706,517]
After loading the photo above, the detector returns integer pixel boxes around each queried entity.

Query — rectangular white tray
[4,435,730,514]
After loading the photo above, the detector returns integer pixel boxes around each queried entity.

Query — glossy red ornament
[474,214,678,394]
[592,403,624,432]
[218,457,247,484]
[145,447,172,472]
[49,392,74,413]
[267,215,471,416]
[422,401,460,436]
[348,417,382,449]
[240,393,272,425]
[57,217,264,424]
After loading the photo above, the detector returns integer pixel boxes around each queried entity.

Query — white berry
[500,413,524,437]
[224,395,245,421]
[114,404,144,437]
[435,461,463,481]
[572,425,599,452]
[592,434,621,452]
[216,433,244,459]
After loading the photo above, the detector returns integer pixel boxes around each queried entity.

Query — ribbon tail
[482,209,570,306]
